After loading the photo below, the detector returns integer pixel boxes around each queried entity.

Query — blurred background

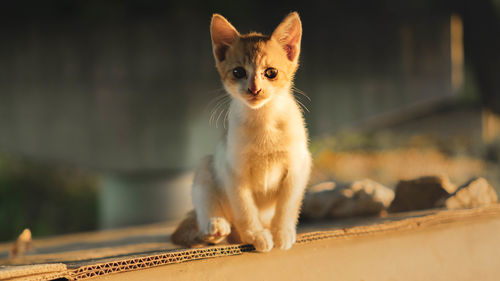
[1,0,500,242]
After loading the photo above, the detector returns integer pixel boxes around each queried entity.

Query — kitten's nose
[248,87,261,96]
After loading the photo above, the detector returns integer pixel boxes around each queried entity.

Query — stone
[301,179,394,219]
[388,175,457,213]
[9,229,31,257]
[439,177,498,210]
[301,181,338,220]
[329,179,394,217]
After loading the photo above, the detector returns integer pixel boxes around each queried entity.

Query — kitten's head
[210,12,302,109]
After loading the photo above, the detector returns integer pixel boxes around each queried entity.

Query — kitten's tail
[170,210,203,247]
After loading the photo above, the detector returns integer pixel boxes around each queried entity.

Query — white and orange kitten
[172,12,311,252]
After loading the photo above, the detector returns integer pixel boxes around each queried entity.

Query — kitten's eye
[232,67,246,79]
[264,68,278,79]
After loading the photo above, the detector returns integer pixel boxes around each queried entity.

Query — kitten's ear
[271,12,302,62]
[211,14,240,62]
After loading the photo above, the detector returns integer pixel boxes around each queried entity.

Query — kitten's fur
[171,12,311,252]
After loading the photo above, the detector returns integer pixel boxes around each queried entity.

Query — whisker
[292,92,312,114]
[296,99,310,113]
[209,96,230,124]
[206,92,230,112]
[209,99,225,126]
[291,85,307,95]
[292,90,311,102]
[291,86,311,101]
[209,109,217,126]
[209,101,218,125]
[223,107,231,129]
[210,97,231,128]
[292,92,311,104]
[215,104,228,128]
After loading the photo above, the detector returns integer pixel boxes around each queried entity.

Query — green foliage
[310,129,481,158]
[0,155,98,242]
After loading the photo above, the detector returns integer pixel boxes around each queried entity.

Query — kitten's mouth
[244,95,269,109]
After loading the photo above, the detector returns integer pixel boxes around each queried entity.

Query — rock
[9,229,32,258]
[329,179,394,217]
[302,181,338,219]
[301,179,394,219]
[439,177,498,210]
[388,175,457,213]
[308,181,336,193]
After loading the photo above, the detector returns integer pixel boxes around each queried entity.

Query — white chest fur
[223,94,306,194]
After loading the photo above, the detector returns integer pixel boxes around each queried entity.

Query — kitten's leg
[225,183,274,252]
[271,154,311,250]
[192,156,231,244]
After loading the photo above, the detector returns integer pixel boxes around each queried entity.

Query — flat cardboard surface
[95,218,500,281]
[1,206,500,280]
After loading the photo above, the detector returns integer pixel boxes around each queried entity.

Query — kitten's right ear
[210,14,240,62]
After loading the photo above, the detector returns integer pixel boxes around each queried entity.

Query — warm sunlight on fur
[210,13,301,109]
[172,12,311,252]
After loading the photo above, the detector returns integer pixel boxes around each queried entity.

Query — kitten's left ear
[271,12,302,62]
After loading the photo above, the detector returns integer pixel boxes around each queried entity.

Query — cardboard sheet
[1,205,499,280]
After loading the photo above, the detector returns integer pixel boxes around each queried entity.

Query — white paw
[273,227,296,250]
[201,217,231,244]
[251,229,274,252]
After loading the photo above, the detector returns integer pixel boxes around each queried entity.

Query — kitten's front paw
[252,229,274,252]
[201,217,231,244]
[243,229,274,252]
[272,227,296,250]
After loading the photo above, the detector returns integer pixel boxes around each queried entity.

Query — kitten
[171,12,311,252]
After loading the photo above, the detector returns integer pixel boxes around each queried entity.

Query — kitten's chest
[230,124,290,193]
[225,101,301,191]
[238,117,290,150]
[241,151,288,194]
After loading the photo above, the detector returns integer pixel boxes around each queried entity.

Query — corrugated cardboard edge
[68,205,500,280]
[0,263,67,281]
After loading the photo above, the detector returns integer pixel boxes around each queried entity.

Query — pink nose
[248,87,261,95]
